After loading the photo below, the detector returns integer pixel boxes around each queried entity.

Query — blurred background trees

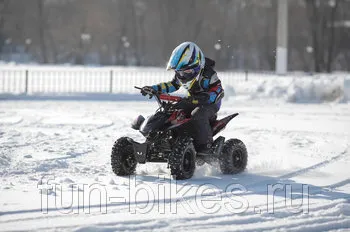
[0,0,349,72]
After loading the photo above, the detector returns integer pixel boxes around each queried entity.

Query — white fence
[0,66,265,94]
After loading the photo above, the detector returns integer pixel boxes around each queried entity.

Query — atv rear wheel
[111,137,137,176]
[219,139,247,174]
[169,137,196,180]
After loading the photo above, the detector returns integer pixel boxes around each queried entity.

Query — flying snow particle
[306,46,313,53]
[5,38,12,44]
[81,33,91,42]
[25,39,32,45]
[121,36,128,42]
[214,43,221,50]
[329,0,336,7]
[124,41,130,48]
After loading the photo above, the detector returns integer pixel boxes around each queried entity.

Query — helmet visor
[175,66,201,83]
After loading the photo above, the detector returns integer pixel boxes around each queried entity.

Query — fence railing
[0,66,276,94]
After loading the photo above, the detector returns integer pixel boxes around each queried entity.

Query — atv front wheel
[219,139,247,174]
[168,137,196,180]
[111,137,137,176]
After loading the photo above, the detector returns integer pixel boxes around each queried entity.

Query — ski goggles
[175,66,201,82]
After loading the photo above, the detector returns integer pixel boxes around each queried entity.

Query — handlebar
[159,95,181,102]
[134,86,182,108]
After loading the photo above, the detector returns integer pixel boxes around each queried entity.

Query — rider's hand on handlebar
[140,86,155,97]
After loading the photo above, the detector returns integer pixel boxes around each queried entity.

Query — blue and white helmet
[166,42,205,90]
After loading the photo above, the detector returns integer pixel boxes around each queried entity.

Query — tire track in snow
[240,147,349,190]
[128,147,350,209]
[2,195,348,231]
[325,178,350,190]
[3,147,346,220]
[14,146,343,218]
[174,217,350,232]
[7,201,348,232]
[0,168,348,227]
[278,148,349,180]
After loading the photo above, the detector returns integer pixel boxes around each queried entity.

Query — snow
[0,66,349,230]
[231,75,348,103]
[1,65,349,104]
[0,94,349,231]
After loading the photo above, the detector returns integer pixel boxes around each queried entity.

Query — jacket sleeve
[151,76,180,93]
[200,73,224,104]
[208,78,224,104]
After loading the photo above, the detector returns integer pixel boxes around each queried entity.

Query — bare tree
[37,0,48,63]
[305,0,341,72]
[0,0,9,54]
[1,0,349,71]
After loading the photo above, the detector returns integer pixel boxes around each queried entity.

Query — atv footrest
[212,136,225,156]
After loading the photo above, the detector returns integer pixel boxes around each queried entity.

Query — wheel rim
[183,150,194,173]
[232,150,244,169]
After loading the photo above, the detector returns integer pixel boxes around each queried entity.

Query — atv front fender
[130,140,148,164]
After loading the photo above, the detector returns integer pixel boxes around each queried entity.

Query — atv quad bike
[111,86,248,180]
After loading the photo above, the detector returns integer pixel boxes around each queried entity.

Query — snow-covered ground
[0,94,349,231]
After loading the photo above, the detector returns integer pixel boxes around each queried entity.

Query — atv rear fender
[212,113,239,136]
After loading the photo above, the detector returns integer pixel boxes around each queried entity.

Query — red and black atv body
[111,87,248,180]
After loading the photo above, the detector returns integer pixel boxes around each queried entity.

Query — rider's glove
[174,97,193,109]
[140,86,154,96]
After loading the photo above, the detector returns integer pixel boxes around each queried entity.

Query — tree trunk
[37,0,48,63]
[130,1,141,66]
[306,0,342,73]
[306,0,320,72]
[0,0,9,54]
[326,0,339,73]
